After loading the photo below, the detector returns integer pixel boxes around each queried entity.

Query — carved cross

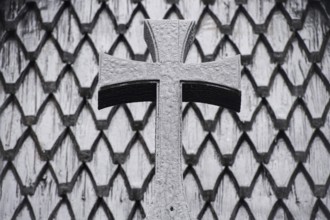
[98,20,241,219]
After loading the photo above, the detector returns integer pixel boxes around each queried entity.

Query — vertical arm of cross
[144,19,195,63]
[143,20,196,220]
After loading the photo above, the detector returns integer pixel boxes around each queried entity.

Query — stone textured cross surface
[98,20,241,219]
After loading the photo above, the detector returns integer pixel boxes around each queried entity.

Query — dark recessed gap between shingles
[11,197,36,220]
[163,4,184,20]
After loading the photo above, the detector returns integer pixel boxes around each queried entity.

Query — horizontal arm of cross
[179,55,241,111]
[180,55,241,89]
[99,53,159,85]
[98,53,159,109]
[98,53,241,111]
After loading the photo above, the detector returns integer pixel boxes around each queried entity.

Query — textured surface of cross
[98,20,241,219]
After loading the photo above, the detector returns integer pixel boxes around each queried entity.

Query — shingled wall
[0,0,330,219]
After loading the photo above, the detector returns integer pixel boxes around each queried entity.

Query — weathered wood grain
[244,0,275,25]
[210,0,237,26]
[53,8,82,53]
[29,170,59,220]
[0,103,26,151]
[282,39,310,86]
[35,0,63,24]
[196,13,222,56]
[266,11,291,52]
[268,74,295,119]
[0,171,23,220]
[266,139,296,186]
[16,67,46,116]
[0,38,28,83]
[298,7,329,52]
[249,41,275,86]
[126,12,147,55]
[17,9,44,52]
[32,101,65,151]
[37,39,65,82]
[283,0,307,20]
[231,13,257,55]
[50,134,81,183]
[304,73,329,118]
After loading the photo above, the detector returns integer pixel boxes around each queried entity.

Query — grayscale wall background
[0,0,330,219]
